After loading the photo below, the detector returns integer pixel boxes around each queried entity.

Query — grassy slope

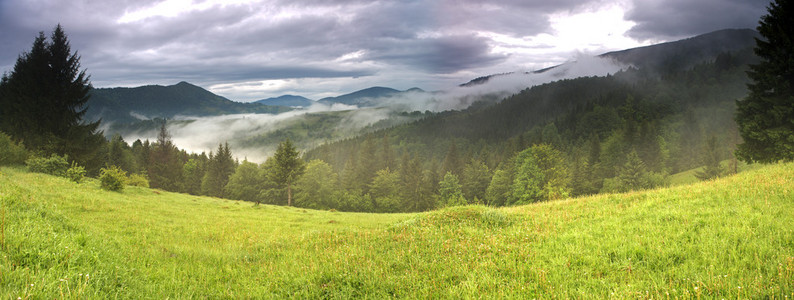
[1,164,792,298]
[668,159,764,186]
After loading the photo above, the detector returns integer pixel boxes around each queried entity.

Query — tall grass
[1,163,792,298]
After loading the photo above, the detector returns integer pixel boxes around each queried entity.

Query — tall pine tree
[270,139,305,206]
[736,0,794,163]
[0,25,103,169]
[149,122,182,191]
[202,142,235,198]
[695,135,725,181]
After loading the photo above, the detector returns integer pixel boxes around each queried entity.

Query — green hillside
[1,163,792,298]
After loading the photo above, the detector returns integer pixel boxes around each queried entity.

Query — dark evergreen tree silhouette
[149,122,182,191]
[736,0,794,163]
[0,25,103,169]
[202,142,235,198]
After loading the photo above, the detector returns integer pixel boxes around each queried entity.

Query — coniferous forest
[0,28,761,212]
[0,2,790,214]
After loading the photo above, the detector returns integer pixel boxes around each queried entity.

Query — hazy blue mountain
[318,86,425,107]
[86,81,290,124]
[254,95,314,107]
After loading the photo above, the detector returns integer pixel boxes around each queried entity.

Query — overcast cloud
[0,0,768,101]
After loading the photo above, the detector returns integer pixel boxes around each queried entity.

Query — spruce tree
[202,142,235,198]
[695,135,724,181]
[736,0,794,163]
[270,139,305,206]
[619,150,648,191]
[418,167,440,211]
[441,142,462,176]
[379,134,396,171]
[107,134,136,173]
[461,158,491,203]
[353,136,378,193]
[149,122,182,191]
[0,25,103,169]
[399,154,423,212]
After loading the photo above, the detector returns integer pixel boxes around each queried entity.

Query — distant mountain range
[254,95,313,107]
[86,81,289,124]
[87,28,759,127]
[255,87,427,108]
[318,87,425,107]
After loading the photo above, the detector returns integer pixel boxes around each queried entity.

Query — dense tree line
[82,47,759,212]
[4,20,791,213]
[302,49,756,212]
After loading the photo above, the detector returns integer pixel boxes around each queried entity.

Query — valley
[1,1,791,296]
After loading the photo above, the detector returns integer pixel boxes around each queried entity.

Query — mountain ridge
[460,28,759,86]
[318,86,425,107]
[254,95,314,107]
[86,81,290,124]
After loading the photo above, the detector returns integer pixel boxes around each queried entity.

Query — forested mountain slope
[303,35,758,209]
[254,95,314,107]
[86,81,289,124]
[318,86,426,107]
[460,29,758,86]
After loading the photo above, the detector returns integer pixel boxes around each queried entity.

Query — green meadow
[1,163,792,298]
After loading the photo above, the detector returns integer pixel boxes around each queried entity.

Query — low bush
[100,166,127,192]
[0,132,28,166]
[26,154,69,177]
[66,162,86,183]
[127,173,150,188]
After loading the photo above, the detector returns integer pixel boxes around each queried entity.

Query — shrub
[66,162,86,183]
[127,173,150,188]
[26,154,69,177]
[0,132,28,166]
[100,166,127,192]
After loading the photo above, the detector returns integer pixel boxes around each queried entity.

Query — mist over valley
[2,0,791,297]
[88,28,758,163]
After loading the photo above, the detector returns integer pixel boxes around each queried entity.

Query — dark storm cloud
[1,0,603,86]
[434,0,590,37]
[91,63,373,86]
[625,0,768,40]
[363,34,508,74]
[8,0,764,99]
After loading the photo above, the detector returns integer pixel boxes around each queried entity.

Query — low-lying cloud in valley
[115,102,397,163]
[365,55,629,112]
[112,55,629,162]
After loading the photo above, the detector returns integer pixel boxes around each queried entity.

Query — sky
[0,0,768,102]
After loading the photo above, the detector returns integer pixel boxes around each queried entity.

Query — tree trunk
[287,183,292,206]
